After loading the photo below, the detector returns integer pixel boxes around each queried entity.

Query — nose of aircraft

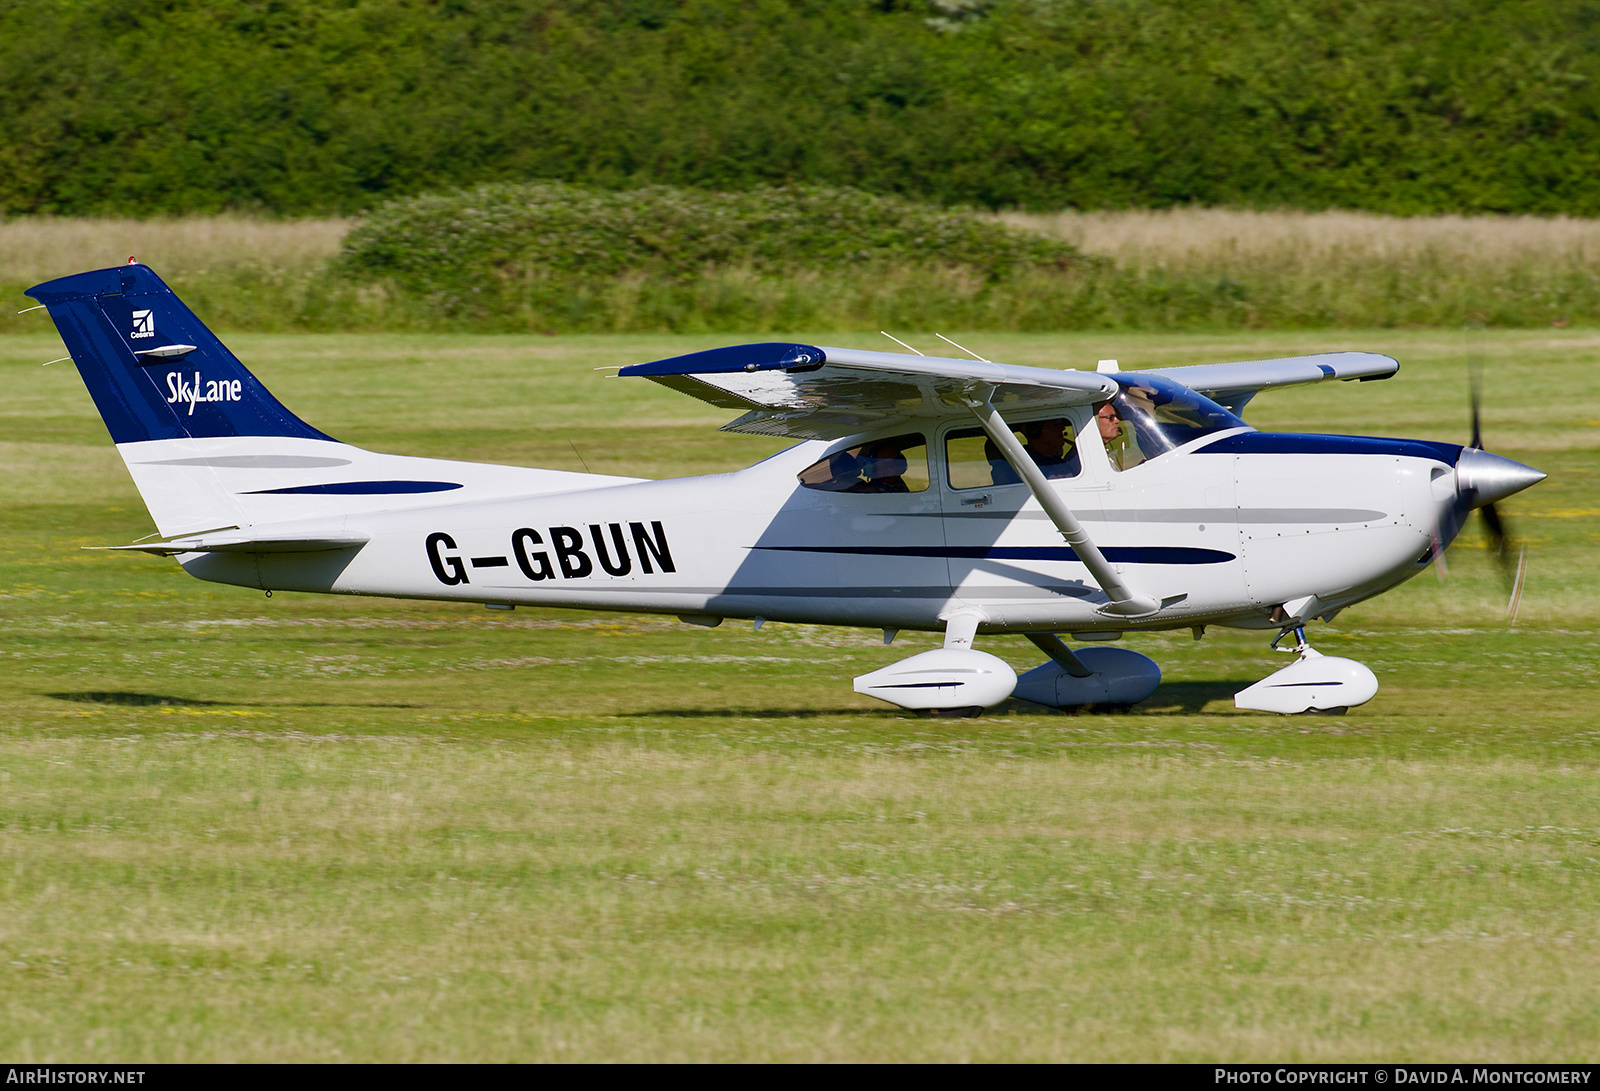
[1455,447,1546,509]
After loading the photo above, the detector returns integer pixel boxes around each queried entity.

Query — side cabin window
[945,417,1080,490]
[1096,375,1247,472]
[798,433,929,494]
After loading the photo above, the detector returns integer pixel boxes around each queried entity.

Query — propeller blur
[25,265,1547,716]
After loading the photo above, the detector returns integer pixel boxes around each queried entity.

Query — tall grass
[6,209,1600,333]
[0,214,350,282]
[1005,208,1600,272]
[0,214,395,336]
[1003,208,1600,329]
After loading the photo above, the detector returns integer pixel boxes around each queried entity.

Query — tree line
[2,0,1597,217]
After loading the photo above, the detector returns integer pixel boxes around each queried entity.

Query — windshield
[1100,374,1248,470]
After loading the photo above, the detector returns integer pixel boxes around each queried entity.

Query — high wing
[1139,351,1397,414]
[619,343,1117,440]
[620,344,1395,434]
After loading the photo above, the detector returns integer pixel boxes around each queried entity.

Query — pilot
[1021,418,1079,479]
[855,440,910,493]
[1096,399,1145,471]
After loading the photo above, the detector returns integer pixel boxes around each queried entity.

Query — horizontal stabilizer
[92,535,368,556]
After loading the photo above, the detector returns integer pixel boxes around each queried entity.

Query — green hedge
[5,1,1600,217]
[334,183,1083,316]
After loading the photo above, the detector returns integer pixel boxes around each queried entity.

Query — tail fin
[25,263,334,444]
[27,264,617,542]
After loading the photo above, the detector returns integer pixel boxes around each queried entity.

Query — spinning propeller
[1440,333,1544,619]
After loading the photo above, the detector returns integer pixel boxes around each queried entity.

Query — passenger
[985,438,1020,486]
[797,449,864,491]
[822,450,864,491]
[1021,418,1079,479]
[854,440,910,493]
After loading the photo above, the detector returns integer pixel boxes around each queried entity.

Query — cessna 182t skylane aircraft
[26,264,1547,715]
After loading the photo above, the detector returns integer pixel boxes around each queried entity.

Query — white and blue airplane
[25,263,1546,716]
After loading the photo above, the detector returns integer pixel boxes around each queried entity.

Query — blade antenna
[934,333,990,363]
[879,332,925,356]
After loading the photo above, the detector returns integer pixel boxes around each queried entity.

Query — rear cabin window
[798,434,929,494]
[945,417,1080,490]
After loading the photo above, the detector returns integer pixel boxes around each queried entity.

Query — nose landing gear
[1234,626,1378,715]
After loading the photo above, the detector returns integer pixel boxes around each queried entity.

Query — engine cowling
[853,648,1017,713]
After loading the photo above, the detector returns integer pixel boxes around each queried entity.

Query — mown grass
[1,327,1597,1061]
[7,210,1600,334]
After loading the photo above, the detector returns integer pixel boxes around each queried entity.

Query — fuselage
[177,405,1462,636]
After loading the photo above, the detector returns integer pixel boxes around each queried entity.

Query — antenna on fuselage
[879,332,925,356]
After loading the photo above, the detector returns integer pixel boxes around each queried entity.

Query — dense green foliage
[334,182,1081,316]
[4,0,1600,216]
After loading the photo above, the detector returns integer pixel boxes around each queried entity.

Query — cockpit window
[1098,374,1248,471]
[946,417,1080,489]
[798,433,929,494]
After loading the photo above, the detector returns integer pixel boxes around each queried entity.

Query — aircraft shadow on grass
[46,691,420,709]
[620,707,872,720]
[623,680,1255,719]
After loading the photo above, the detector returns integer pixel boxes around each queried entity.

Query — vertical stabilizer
[25,264,334,445]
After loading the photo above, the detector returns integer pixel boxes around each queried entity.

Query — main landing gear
[1232,626,1378,715]
[852,612,1163,716]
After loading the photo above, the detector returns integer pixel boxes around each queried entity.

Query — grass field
[2,326,1598,1061]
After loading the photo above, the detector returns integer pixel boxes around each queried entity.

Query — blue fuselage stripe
[1198,432,1462,461]
[757,545,1236,564]
[246,480,464,495]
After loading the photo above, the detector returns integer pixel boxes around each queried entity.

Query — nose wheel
[1235,626,1378,715]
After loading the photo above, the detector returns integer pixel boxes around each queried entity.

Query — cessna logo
[165,371,243,415]
[131,309,156,339]
[426,522,675,586]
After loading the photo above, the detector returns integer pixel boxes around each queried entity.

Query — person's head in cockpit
[857,440,910,493]
[1022,419,1073,464]
[1019,418,1079,479]
[1095,400,1123,443]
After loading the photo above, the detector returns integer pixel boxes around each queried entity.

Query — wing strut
[964,393,1159,617]
[1025,632,1095,677]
